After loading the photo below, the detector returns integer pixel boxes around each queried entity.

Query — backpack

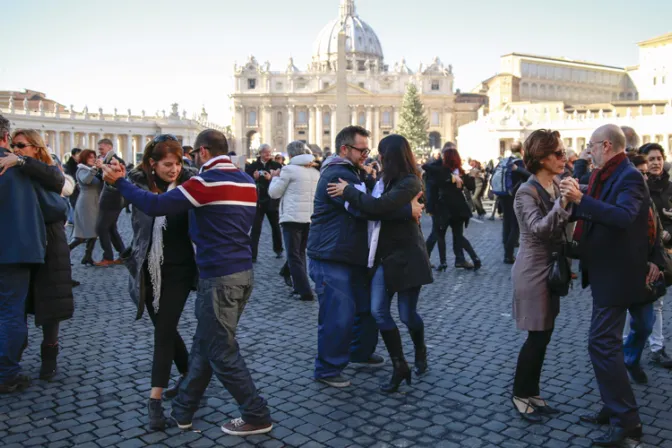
[490,156,519,196]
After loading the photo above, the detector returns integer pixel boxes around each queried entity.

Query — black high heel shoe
[472,258,482,271]
[529,397,560,415]
[380,329,412,393]
[81,257,94,266]
[436,263,448,272]
[511,396,542,423]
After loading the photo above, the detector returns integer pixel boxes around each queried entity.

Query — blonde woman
[0,130,73,380]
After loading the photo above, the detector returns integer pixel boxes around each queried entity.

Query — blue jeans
[623,302,655,368]
[370,266,424,332]
[172,270,271,425]
[0,266,31,382]
[309,259,379,379]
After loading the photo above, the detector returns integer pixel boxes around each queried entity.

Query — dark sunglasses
[553,150,567,159]
[10,142,33,149]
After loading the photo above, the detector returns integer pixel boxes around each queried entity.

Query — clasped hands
[559,177,583,207]
[326,178,424,224]
[101,160,126,184]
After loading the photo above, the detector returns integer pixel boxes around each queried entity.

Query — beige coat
[512,175,571,331]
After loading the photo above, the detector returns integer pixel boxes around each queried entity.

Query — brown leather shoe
[221,418,273,436]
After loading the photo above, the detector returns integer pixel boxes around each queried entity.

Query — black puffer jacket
[18,157,74,326]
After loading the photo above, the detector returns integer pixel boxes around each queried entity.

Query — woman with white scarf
[124,135,197,430]
[327,135,433,393]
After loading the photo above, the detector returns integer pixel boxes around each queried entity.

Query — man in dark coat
[561,124,649,446]
[64,148,81,224]
[94,138,126,265]
[245,144,283,261]
[306,126,422,388]
[0,115,46,393]
[502,143,531,264]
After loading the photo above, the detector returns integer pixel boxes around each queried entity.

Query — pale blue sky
[1,0,669,124]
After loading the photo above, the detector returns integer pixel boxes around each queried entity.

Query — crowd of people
[0,111,670,446]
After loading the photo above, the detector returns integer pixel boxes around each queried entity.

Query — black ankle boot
[163,375,186,400]
[148,398,166,430]
[409,328,428,375]
[81,239,96,266]
[40,343,58,381]
[380,329,411,393]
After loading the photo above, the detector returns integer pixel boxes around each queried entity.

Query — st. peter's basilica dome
[311,0,384,71]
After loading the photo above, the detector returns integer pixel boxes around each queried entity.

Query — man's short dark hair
[0,114,10,140]
[71,147,82,155]
[334,126,370,155]
[98,138,113,147]
[194,129,228,156]
[182,145,193,154]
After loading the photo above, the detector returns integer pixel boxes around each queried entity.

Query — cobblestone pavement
[1,211,671,448]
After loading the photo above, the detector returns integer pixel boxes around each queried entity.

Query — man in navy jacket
[0,115,46,393]
[307,125,422,388]
[561,124,649,446]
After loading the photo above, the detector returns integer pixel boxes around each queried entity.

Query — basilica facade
[230,0,483,156]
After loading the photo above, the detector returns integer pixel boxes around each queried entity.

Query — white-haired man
[246,144,284,261]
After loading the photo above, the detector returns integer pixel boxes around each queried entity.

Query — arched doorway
[428,131,442,149]
[246,130,260,157]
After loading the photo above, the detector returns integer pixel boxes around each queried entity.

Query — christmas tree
[397,83,428,151]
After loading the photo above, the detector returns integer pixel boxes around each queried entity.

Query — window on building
[359,82,365,89]
[431,111,440,126]
[431,80,440,91]
[275,82,283,90]
[383,131,390,136]
[297,110,307,124]
[358,112,366,126]
[538,66,546,79]
[323,112,330,126]
[277,111,282,123]
[248,110,257,126]
[521,83,529,98]
[298,131,306,136]
[663,76,666,84]
[521,62,529,76]
[530,63,538,77]
[323,82,330,89]
[248,79,256,89]
[358,60,366,71]
[653,77,657,85]
[297,80,307,89]
[382,111,391,125]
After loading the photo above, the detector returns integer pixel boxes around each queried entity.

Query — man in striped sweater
[102,130,273,436]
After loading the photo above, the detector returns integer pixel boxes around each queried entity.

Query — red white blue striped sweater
[115,155,257,278]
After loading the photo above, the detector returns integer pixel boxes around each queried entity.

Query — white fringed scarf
[147,181,177,313]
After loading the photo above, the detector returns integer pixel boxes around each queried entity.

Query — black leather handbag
[530,181,572,297]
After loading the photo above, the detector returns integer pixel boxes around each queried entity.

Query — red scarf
[573,152,627,242]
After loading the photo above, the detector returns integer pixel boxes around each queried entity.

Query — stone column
[373,108,380,149]
[53,131,60,158]
[263,105,272,146]
[351,106,357,126]
[234,104,246,154]
[69,131,75,151]
[308,107,316,144]
[366,106,373,132]
[125,134,133,162]
[315,107,323,149]
[443,108,453,143]
[330,105,337,151]
[287,105,294,144]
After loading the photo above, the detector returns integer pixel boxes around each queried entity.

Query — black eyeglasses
[10,142,33,150]
[189,145,209,156]
[345,144,370,157]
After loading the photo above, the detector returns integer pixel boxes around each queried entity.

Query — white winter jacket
[268,154,320,223]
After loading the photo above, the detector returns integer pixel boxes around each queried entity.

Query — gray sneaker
[651,348,672,368]
[317,375,351,388]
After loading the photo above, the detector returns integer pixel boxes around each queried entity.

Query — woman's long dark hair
[378,134,421,185]
[141,139,184,193]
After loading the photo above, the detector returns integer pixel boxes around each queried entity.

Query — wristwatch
[16,155,26,167]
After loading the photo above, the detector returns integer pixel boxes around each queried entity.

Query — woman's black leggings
[144,265,192,388]
[513,329,554,397]
[426,217,478,264]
